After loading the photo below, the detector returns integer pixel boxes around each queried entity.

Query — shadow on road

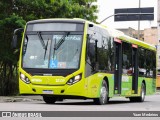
[38,100,151,106]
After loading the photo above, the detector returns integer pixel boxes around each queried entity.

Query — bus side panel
[120,77,155,97]
[85,74,101,98]
[86,73,114,98]
[137,77,156,96]
[121,75,132,96]
[151,78,156,94]
[144,78,151,95]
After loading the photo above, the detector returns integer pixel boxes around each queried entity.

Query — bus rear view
[19,19,86,103]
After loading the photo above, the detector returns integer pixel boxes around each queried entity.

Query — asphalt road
[0,94,160,111]
[0,94,160,120]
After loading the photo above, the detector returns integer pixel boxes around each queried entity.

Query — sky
[96,0,157,30]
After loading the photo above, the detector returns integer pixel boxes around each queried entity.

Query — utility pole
[138,0,141,40]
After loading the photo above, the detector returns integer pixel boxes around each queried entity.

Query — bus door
[114,38,122,94]
[132,44,138,94]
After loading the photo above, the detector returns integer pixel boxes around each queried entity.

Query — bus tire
[129,82,146,102]
[138,82,146,102]
[43,96,57,104]
[93,80,109,105]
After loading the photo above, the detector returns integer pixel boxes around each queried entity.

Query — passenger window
[122,42,132,75]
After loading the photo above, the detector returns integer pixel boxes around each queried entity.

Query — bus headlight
[67,74,82,85]
[20,73,31,84]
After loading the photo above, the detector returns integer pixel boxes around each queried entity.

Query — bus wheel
[93,80,108,105]
[129,82,146,102]
[138,82,146,102]
[43,96,57,104]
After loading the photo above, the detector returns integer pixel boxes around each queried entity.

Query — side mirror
[89,24,93,27]
[12,28,24,48]
[12,35,17,48]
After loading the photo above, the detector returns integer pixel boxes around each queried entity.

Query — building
[118,27,157,45]
[118,27,141,39]
[157,0,160,71]
[144,27,158,45]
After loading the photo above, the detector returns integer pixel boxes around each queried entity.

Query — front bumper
[19,79,87,97]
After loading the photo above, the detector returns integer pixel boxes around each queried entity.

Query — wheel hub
[101,86,107,103]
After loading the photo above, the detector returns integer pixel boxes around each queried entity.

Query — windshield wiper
[54,32,70,50]
[52,38,57,60]
[37,31,48,60]
[37,31,46,49]
[44,39,49,59]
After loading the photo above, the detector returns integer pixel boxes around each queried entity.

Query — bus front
[19,19,86,103]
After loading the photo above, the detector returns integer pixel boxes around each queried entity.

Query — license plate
[43,90,53,94]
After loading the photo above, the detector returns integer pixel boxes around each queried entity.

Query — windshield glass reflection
[23,33,82,69]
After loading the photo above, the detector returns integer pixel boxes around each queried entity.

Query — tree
[0,14,25,95]
[13,0,97,22]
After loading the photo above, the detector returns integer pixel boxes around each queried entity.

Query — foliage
[13,0,98,22]
[0,14,25,95]
[0,0,98,95]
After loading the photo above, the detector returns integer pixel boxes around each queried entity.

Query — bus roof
[84,19,156,51]
[27,18,86,24]
[26,18,156,51]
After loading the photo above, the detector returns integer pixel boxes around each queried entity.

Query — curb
[0,96,43,103]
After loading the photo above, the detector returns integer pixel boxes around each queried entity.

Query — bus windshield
[22,32,83,69]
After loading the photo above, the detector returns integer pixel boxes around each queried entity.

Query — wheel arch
[103,76,109,93]
[142,80,146,95]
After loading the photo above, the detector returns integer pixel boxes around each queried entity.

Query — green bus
[13,18,156,105]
